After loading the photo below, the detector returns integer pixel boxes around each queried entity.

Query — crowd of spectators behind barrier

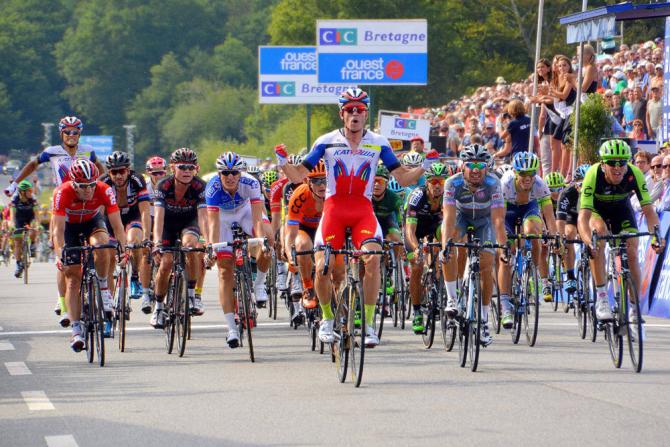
[396,37,668,185]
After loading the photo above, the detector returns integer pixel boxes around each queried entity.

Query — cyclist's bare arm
[541,201,558,234]
[492,207,507,247]
[108,211,127,251]
[197,207,208,245]
[139,201,151,241]
[281,164,309,184]
[153,207,165,246]
[390,165,425,187]
[441,203,456,247]
[284,224,299,262]
[207,208,220,246]
[577,208,593,246]
[251,201,266,244]
[6,159,38,191]
[52,214,66,256]
[404,220,419,253]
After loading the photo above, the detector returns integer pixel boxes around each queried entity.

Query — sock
[254,270,267,288]
[567,269,575,280]
[365,304,375,326]
[142,288,152,298]
[72,320,81,331]
[224,312,237,331]
[187,280,196,299]
[413,304,421,312]
[155,296,165,306]
[302,277,314,290]
[195,287,202,296]
[596,284,607,300]
[500,294,511,312]
[320,301,334,320]
[59,296,67,313]
[542,277,549,287]
[446,280,458,300]
[482,304,490,322]
[98,277,109,291]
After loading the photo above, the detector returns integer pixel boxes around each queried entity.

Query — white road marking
[0,325,3,331]
[5,361,31,375]
[22,390,54,411]
[0,340,15,350]
[45,435,79,447]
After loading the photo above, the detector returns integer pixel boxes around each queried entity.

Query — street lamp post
[123,125,137,166]
[41,123,54,149]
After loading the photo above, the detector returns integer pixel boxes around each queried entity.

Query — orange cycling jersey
[286,184,322,229]
[53,181,119,223]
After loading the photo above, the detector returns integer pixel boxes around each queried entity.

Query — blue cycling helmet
[216,151,245,171]
[512,151,540,172]
[388,176,403,194]
[574,164,590,181]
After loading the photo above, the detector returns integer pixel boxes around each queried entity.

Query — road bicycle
[292,246,324,353]
[318,231,385,387]
[382,241,407,332]
[564,238,597,342]
[157,241,206,358]
[593,227,659,373]
[63,242,117,367]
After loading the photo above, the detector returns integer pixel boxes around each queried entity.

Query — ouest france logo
[319,28,358,46]
[261,81,296,97]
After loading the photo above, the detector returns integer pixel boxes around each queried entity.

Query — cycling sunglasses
[176,164,196,171]
[110,168,128,176]
[62,130,80,136]
[427,177,445,185]
[549,187,563,193]
[464,161,487,170]
[219,170,240,177]
[149,171,166,176]
[73,181,96,189]
[518,170,536,177]
[604,159,628,168]
[309,177,327,185]
[341,104,368,114]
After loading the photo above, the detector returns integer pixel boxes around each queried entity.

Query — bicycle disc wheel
[523,262,540,347]
[175,271,189,357]
[625,281,643,373]
[490,271,501,334]
[117,268,128,352]
[92,279,105,367]
[469,274,481,372]
[349,284,365,387]
[241,273,255,362]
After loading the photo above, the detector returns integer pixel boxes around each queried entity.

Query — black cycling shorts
[298,224,316,243]
[63,214,109,265]
[592,202,638,235]
[378,214,400,238]
[160,217,200,248]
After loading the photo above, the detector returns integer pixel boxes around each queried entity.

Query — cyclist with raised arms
[556,164,589,292]
[206,152,271,348]
[100,151,151,305]
[277,88,434,346]
[441,145,507,345]
[498,151,558,329]
[9,180,38,278]
[405,162,448,334]
[52,159,127,351]
[151,148,207,328]
[578,140,664,322]
[283,160,326,323]
[4,116,105,326]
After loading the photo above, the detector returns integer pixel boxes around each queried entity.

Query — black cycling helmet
[170,147,197,164]
[105,151,131,169]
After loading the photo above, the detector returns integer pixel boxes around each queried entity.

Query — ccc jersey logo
[290,192,308,214]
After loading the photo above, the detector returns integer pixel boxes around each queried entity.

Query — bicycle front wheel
[576,265,587,340]
[334,288,349,383]
[349,284,365,387]
[421,287,436,349]
[164,276,176,354]
[468,273,481,372]
[175,271,189,358]
[625,279,643,373]
[82,278,95,364]
[490,270,501,334]
[116,268,128,352]
[240,272,255,363]
[22,237,29,285]
[91,278,105,367]
[523,261,540,347]
[510,268,521,345]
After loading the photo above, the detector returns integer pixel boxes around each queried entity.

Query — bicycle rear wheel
[523,261,540,347]
[349,284,365,387]
[117,267,128,352]
[373,264,387,340]
[91,278,105,367]
[625,280,643,373]
[175,271,189,358]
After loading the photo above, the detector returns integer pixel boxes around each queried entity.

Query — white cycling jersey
[500,170,550,205]
[36,144,97,185]
[303,129,400,201]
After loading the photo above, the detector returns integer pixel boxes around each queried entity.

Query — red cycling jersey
[53,181,119,224]
[269,177,288,213]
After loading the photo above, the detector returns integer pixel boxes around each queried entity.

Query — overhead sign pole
[572,0,589,181]
[528,0,545,154]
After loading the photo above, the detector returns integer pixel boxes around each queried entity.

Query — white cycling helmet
[402,151,424,167]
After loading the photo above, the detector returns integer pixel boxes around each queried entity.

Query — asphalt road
[1,262,670,447]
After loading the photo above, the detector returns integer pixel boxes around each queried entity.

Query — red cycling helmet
[146,156,167,172]
[58,116,83,132]
[69,158,99,183]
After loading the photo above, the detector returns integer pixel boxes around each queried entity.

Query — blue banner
[317,53,428,85]
[258,47,316,75]
[649,211,670,317]
[662,17,670,144]
[79,136,113,161]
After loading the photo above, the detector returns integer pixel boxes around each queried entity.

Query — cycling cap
[58,116,83,131]
[512,151,539,172]
[216,152,245,171]
[544,171,565,189]
[599,139,631,160]
[170,148,197,164]
[69,159,99,183]
[106,151,131,169]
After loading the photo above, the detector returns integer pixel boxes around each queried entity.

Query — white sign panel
[316,19,428,85]
[258,46,354,104]
[379,115,430,141]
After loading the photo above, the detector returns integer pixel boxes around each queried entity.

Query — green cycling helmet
[599,139,631,161]
[544,172,565,189]
[18,179,33,191]
[261,170,278,188]
[426,162,449,178]
[375,165,390,179]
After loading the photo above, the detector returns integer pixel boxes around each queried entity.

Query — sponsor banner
[316,19,427,86]
[258,46,354,104]
[649,211,670,317]
[379,115,430,141]
[316,20,428,54]
[636,214,658,313]
[662,18,670,144]
[317,53,427,85]
[79,136,113,160]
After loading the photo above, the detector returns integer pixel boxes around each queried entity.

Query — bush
[569,93,612,164]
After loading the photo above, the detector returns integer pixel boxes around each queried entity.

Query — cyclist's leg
[564,223,578,286]
[295,228,315,303]
[127,223,143,275]
[12,229,22,263]
[181,228,201,305]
